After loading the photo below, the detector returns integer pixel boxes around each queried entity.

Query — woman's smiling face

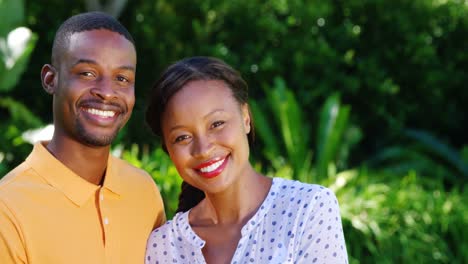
[161,79,251,194]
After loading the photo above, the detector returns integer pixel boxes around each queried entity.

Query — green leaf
[0,30,37,92]
[266,77,313,181]
[0,0,24,37]
[0,97,42,127]
[249,99,280,160]
[316,93,350,179]
[405,129,468,177]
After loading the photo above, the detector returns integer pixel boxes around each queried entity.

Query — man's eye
[80,72,95,77]
[116,75,129,82]
[212,121,225,128]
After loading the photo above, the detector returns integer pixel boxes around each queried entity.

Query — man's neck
[46,138,111,185]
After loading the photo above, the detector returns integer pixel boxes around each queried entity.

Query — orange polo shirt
[0,142,166,263]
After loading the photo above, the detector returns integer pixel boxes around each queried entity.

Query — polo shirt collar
[26,142,120,206]
[101,155,124,196]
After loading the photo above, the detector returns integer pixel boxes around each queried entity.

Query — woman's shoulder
[148,211,186,240]
[272,177,334,198]
[268,177,339,214]
[147,210,206,247]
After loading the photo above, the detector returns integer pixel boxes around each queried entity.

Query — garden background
[1,0,467,263]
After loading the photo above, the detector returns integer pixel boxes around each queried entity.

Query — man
[0,12,165,263]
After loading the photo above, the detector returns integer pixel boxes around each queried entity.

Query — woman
[145,57,348,263]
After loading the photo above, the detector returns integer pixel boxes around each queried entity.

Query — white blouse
[145,177,348,263]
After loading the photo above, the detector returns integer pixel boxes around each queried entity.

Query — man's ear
[41,64,57,94]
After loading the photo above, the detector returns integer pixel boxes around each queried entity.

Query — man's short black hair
[51,11,135,66]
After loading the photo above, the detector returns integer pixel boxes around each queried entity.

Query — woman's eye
[174,135,190,143]
[212,120,225,128]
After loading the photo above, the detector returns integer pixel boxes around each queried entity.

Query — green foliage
[0,32,37,92]
[316,93,350,180]
[331,169,468,263]
[252,83,360,184]
[250,80,467,262]
[0,0,24,37]
[0,97,42,127]
[7,0,465,171]
[405,129,468,178]
[0,0,37,91]
[0,0,466,262]
[367,129,468,185]
[0,97,40,176]
[117,144,182,219]
[250,77,313,183]
[0,0,39,176]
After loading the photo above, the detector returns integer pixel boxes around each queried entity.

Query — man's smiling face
[51,29,136,147]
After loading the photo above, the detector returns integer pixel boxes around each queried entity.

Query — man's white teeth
[200,159,224,173]
[86,108,116,118]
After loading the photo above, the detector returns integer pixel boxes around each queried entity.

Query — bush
[117,144,182,219]
[333,169,468,263]
[10,0,466,160]
[0,0,39,176]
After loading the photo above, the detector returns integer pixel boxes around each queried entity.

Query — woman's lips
[195,156,229,179]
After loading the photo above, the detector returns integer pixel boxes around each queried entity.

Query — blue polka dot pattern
[145,178,348,263]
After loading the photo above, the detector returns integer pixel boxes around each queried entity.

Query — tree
[84,0,128,18]
[0,0,40,176]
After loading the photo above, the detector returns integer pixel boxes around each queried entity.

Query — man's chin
[76,122,120,147]
[81,137,114,147]
[78,132,117,147]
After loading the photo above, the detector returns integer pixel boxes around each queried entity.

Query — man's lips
[194,156,229,179]
[79,100,125,119]
[79,99,126,114]
[78,101,126,126]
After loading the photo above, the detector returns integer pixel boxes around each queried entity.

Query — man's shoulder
[110,155,148,173]
[109,155,154,182]
[108,155,163,207]
[0,161,40,206]
[0,161,34,192]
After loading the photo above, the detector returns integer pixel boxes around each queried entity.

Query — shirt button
[104,218,109,225]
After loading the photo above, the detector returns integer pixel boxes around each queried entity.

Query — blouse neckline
[176,177,283,248]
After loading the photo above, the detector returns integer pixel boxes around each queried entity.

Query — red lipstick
[194,156,229,179]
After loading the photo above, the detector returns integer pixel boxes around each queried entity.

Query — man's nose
[90,77,117,100]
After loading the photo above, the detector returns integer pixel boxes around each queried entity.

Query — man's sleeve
[0,199,27,263]
[151,182,166,228]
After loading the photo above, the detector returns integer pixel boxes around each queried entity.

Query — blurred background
[1,0,467,262]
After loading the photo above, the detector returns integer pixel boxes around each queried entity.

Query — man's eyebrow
[72,59,135,72]
[118,65,136,72]
[72,59,97,67]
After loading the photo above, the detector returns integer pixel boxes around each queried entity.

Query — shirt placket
[99,188,120,264]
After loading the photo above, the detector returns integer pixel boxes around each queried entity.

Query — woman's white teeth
[200,159,224,173]
[86,108,116,118]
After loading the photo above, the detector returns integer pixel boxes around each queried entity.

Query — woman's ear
[41,64,57,95]
[241,103,251,134]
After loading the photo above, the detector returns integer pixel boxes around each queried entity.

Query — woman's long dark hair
[145,56,254,213]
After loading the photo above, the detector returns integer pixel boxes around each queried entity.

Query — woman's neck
[190,171,272,226]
